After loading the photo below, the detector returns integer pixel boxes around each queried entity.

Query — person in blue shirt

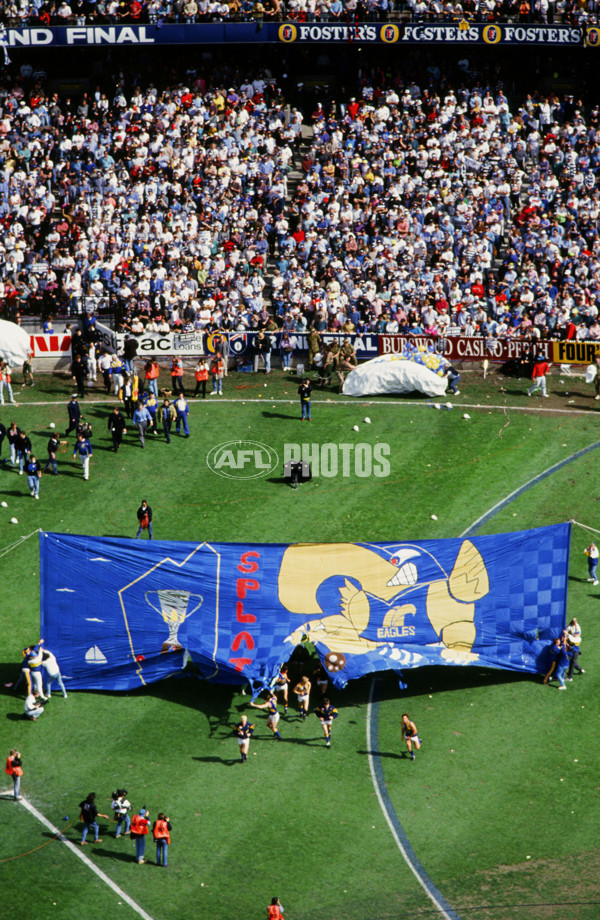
[73,433,93,480]
[162,399,175,444]
[314,698,338,747]
[146,392,159,434]
[543,637,569,689]
[401,713,421,761]
[174,394,190,437]
[554,638,570,690]
[65,394,81,437]
[26,640,48,700]
[250,692,282,740]
[234,714,255,763]
[132,402,152,448]
[26,454,41,499]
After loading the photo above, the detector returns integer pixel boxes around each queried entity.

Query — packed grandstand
[0,42,598,354]
[3,0,600,25]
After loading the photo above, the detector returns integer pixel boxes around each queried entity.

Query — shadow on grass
[261,410,296,420]
[357,749,407,760]
[91,847,137,862]
[192,756,238,766]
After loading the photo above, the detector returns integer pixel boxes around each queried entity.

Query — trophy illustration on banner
[145,590,203,653]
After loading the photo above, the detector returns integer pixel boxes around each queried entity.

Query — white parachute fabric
[0,320,30,366]
[343,353,449,397]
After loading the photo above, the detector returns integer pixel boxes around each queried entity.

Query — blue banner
[39,524,570,692]
[5,23,587,47]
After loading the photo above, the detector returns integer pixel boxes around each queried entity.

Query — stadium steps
[263,126,312,316]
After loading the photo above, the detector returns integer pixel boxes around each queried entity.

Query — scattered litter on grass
[364,417,371,424]
[10,517,18,523]
[352,425,359,432]
[431,514,438,521]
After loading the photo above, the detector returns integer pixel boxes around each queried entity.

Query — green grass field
[1,365,599,920]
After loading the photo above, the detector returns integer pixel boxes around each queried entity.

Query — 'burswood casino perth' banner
[40,524,570,693]
[379,335,553,363]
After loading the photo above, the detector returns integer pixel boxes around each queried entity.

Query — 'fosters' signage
[4,23,588,47]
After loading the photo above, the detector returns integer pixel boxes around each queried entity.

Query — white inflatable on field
[0,319,30,366]
[343,353,448,398]
[585,364,597,384]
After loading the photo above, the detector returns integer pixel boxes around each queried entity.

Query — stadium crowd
[3,0,600,26]
[0,61,599,348]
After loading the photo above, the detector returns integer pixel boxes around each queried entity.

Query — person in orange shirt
[267,897,285,920]
[527,356,550,398]
[130,807,151,864]
[152,812,172,867]
[193,357,209,399]
[170,356,185,396]
[5,748,23,800]
[144,359,160,399]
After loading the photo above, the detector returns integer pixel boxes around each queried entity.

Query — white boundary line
[17,797,155,920]
[8,397,595,415]
[366,682,458,920]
